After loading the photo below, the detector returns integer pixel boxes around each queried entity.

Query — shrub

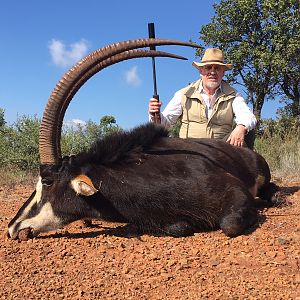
[255,119,300,179]
[0,115,121,178]
[61,117,121,156]
[0,112,299,182]
[0,115,40,171]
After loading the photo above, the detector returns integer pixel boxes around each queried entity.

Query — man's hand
[226,125,247,147]
[149,98,162,115]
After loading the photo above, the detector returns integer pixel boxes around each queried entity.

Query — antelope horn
[54,50,188,161]
[39,38,201,167]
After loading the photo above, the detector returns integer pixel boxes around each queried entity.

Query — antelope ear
[71,175,98,196]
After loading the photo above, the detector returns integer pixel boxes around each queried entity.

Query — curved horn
[39,38,200,166]
[54,50,188,162]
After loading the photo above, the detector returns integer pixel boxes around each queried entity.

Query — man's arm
[148,90,183,128]
[227,93,257,147]
[232,93,257,131]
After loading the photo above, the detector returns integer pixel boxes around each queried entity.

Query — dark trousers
[244,130,256,150]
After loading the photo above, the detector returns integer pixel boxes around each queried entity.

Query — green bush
[0,114,121,180]
[0,115,40,171]
[0,111,299,182]
[255,116,300,178]
[61,117,121,156]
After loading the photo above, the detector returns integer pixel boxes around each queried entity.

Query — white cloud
[48,39,89,67]
[63,119,87,130]
[125,66,141,87]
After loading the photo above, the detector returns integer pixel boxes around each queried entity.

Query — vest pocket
[185,98,207,123]
[211,101,233,126]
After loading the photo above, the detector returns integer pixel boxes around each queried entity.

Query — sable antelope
[8,38,277,240]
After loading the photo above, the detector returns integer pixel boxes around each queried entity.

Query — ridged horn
[39,38,201,166]
[54,50,188,161]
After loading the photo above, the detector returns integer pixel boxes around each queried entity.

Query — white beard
[204,81,220,90]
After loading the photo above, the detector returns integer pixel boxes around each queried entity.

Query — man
[148,48,257,148]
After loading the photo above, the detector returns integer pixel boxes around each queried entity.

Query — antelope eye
[41,178,53,186]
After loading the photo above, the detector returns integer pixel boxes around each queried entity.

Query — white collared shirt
[149,81,257,132]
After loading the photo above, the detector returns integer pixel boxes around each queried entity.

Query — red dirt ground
[0,180,299,300]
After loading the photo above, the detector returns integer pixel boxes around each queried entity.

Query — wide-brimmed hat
[192,48,232,71]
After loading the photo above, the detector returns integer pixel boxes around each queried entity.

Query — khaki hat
[192,48,232,71]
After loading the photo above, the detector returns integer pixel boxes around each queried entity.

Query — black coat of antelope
[8,38,277,240]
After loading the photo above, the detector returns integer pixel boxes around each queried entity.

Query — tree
[0,115,40,170]
[274,1,300,117]
[199,0,300,122]
[99,115,120,136]
[61,115,121,156]
[0,113,121,173]
[0,108,5,127]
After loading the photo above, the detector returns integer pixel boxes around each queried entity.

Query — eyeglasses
[202,65,223,72]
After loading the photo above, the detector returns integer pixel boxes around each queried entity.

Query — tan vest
[179,80,237,139]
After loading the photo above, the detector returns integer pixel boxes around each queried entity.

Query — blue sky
[0,0,280,129]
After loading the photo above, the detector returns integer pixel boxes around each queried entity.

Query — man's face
[200,64,225,92]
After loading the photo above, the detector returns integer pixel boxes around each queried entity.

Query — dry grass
[0,169,38,189]
[255,133,300,182]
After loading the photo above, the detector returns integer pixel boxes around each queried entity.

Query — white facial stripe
[20,202,61,235]
[20,177,43,216]
[35,177,43,203]
[8,177,43,238]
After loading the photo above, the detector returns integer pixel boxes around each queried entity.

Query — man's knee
[244,130,256,150]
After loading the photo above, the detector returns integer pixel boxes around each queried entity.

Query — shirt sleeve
[149,90,183,128]
[232,92,257,131]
